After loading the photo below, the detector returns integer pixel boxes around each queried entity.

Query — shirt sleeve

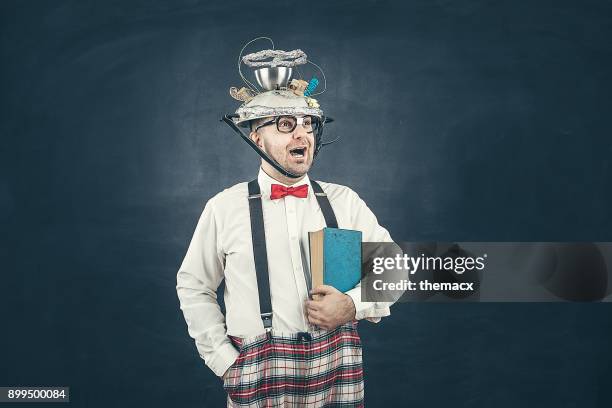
[176,198,239,377]
[344,189,401,323]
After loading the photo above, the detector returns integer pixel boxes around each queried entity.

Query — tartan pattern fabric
[224,321,364,407]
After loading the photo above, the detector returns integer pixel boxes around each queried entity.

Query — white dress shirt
[176,168,395,377]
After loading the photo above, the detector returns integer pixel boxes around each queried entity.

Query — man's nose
[292,125,309,139]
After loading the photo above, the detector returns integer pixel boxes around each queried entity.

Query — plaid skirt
[223,321,364,407]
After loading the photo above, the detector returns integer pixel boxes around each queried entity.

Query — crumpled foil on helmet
[233,90,323,127]
[237,105,322,119]
[242,49,307,68]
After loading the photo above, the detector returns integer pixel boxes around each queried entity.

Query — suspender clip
[261,312,273,331]
[297,332,312,342]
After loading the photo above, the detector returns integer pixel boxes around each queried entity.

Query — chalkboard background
[1,0,611,406]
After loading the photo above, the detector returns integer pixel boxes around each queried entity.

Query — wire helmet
[221,37,337,179]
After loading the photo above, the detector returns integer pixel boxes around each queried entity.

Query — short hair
[250,117,270,132]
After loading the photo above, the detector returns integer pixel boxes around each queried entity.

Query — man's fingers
[309,318,334,331]
[307,315,324,326]
[307,308,327,324]
[305,300,321,310]
[310,284,338,296]
[307,309,323,321]
[305,303,320,313]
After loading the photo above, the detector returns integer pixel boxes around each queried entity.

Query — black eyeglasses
[254,115,320,134]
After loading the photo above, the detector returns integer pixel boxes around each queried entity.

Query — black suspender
[310,180,338,229]
[247,179,338,330]
[247,180,273,329]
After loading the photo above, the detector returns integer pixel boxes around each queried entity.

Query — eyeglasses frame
[254,115,319,134]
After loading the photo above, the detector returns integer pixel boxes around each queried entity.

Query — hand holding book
[307,228,361,330]
[305,285,356,331]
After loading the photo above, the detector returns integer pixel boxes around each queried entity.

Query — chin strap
[221,114,338,179]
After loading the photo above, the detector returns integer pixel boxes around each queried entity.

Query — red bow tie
[270,184,309,200]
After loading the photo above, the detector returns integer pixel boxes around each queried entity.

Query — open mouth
[289,146,307,158]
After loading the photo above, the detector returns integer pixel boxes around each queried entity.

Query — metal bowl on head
[254,67,293,90]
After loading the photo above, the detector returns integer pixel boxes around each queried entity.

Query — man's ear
[250,130,263,149]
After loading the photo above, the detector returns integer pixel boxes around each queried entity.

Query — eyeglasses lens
[276,116,318,134]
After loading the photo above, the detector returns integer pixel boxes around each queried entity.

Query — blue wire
[304,77,319,97]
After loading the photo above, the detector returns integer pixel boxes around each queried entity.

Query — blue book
[309,228,362,293]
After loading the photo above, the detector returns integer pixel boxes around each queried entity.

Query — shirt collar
[257,167,312,200]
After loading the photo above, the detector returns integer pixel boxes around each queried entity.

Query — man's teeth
[290,148,305,157]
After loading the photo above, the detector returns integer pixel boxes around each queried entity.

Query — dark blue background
[1,0,611,406]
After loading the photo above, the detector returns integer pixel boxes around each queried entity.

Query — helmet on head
[221,37,337,179]
[234,90,323,128]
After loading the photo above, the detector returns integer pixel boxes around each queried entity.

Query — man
[177,47,395,407]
